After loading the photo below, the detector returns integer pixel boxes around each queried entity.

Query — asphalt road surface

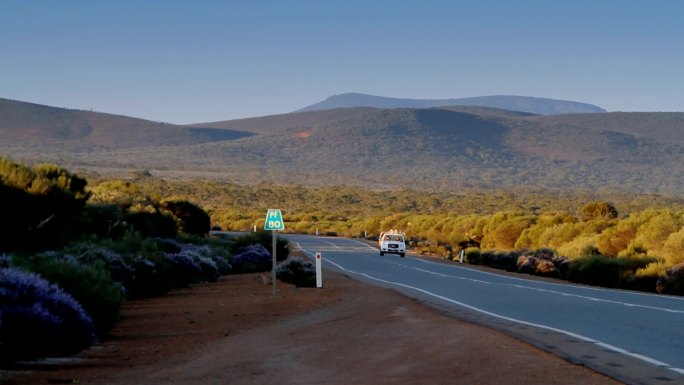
[286,234,684,385]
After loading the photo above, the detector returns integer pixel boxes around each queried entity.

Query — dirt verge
[1,269,626,385]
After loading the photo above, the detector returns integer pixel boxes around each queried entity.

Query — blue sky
[2,1,683,124]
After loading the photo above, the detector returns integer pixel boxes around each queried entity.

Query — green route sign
[264,208,285,231]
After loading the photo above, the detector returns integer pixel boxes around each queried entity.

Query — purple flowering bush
[164,252,203,286]
[178,243,224,281]
[12,251,124,336]
[276,257,316,287]
[232,244,272,273]
[0,268,97,362]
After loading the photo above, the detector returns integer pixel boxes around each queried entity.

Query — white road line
[411,259,684,314]
[304,246,684,376]
[414,257,684,302]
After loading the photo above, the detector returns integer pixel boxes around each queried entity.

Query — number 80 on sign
[264,209,285,231]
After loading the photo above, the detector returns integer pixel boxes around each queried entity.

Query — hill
[0,97,252,149]
[2,97,684,195]
[71,108,684,194]
[296,93,606,115]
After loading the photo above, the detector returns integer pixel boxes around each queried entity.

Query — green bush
[567,255,623,288]
[479,250,519,272]
[656,263,684,295]
[0,159,90,253]
[161,199,211,236]
[276,257,316,287]
[124,211,178,238]
[464,247,481,264]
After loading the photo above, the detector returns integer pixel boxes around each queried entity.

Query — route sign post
[264,209,284,295]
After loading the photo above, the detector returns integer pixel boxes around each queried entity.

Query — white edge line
[413,256,684,302]
[298,244,683,375]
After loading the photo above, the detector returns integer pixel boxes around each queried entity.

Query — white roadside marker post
[315,252,323,288]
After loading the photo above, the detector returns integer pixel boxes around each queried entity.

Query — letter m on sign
[264,209,285,231]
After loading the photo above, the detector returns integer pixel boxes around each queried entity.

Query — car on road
[379,230,406,257]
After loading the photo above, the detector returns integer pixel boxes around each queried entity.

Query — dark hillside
[190,106,522,137]
[437,105,536,118]
[527,112,684,144]
[190,107,381,135]
[0,97,251,148]
[67,107,684,194]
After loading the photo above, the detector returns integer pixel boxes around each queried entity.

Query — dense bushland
[0,158,289,363]
[112,177,684,294]
[5,156,684,362]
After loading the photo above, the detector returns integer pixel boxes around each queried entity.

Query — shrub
[160,199,211,236]
[231,231,289,262]
[479,250,519,272]
[656,262,684,295]
[64,241,166,298]
[581,201,618,221]
[622,258,661,293]
[164,252,203,286]
[164,248,220,286]
[0,268,97,362]
[76,238,169,298]
[166,238,232,275]
[567,255,623,288]
[555,234,599,259]
[123,254,172,298]
[480,213,533,250]
[179,242,226,279]
[0,159,90,253]
[124,211,178,238]
[232,244,272,273]
[516,249,569,278]
[464,247,481,264]
[12,251,124,336]
[662,228,684,266]
[100,229,162,258]
[276,257,316,287]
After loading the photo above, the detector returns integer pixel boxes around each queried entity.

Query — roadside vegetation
[0,158,307,364]
[119,175,684,296]
[3,156,684,363]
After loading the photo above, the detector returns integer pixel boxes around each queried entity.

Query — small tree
[161,199,210,236]
[581,201,618,221]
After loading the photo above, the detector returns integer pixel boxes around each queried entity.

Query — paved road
[286,234,684,385]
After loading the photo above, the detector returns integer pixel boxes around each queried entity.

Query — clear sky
[2,0,683,124]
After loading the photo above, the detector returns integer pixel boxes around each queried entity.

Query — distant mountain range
[296,93,606,115]
[2,96,684,195]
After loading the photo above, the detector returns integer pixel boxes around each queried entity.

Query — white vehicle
[379,230,406,257]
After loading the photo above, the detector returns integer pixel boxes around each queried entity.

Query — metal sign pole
[272,230,277,295]
[264,209,284,296]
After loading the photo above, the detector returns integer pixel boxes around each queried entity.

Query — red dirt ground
[1,268,625,385]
